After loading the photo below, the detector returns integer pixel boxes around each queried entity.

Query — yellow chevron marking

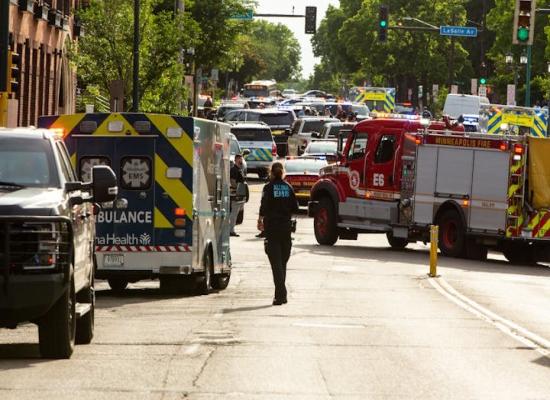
[538,215,550,237]
[155,155,192,215]
[50,114,86,135]
[95,113,139,136]
[147,114,193,166]
[508,184,520,198]
[154,207,173,229]
[508,205,518,215]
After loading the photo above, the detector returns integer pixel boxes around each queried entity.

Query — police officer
[258,162,299,305]
[229,154,245,237]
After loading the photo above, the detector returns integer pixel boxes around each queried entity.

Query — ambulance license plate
[104,254,124,267]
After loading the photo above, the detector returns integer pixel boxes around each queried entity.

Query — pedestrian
[229,154,245,237]
[258,162,299,305]
[203,96,213,109]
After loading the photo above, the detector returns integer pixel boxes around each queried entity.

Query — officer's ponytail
[270,162,284,181]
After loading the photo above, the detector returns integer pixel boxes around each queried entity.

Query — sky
[255,0,339,79]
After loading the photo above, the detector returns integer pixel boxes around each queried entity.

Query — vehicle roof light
[48,128,65,139]
[108,120,124,132]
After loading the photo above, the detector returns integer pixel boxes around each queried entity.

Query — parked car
[287,116,339,156]
[302,139,339,163]
[230,122,277,180]
[318,122,357,139]
[284,156,329,206]
[0,128,117,359]
[224,108,296,156]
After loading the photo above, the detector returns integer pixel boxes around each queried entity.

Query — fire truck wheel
[386,233,408,249]
[502,244,537,265]
[437,210,466,257]
[314,198,338,246]
[108,278,128,293]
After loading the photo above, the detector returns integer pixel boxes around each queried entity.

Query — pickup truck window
[55,142,77,182]
[0,138,59,188]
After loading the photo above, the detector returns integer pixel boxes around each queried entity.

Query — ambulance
[38,113,238,294]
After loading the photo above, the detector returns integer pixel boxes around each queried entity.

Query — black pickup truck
[0,128,117,359]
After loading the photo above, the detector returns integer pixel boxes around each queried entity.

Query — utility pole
[0,0,10,127]
[132,0,140,112]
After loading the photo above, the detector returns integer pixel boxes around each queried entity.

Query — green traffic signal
[380,20,387,28]
[480,78,487,85]
[517,26,529,42]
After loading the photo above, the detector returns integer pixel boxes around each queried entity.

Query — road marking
[428,276,549,358]
[293,322,365,329]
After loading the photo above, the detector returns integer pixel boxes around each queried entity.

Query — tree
[71,0,199,113]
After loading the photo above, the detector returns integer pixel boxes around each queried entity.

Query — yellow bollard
[429,225,438,277]
[0,92,8,127]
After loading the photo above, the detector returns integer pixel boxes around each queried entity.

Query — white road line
[293,322,365,329]
[428,276,549,358]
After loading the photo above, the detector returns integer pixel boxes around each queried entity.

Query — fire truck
[38,113,239,294]
[308,114,550,264]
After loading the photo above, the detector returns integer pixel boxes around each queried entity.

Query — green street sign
[230,9,253,20]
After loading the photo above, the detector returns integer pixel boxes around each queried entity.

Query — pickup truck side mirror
[92,165,118,203]
[311,131,320,138]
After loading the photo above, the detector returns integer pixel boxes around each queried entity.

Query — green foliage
[71,0,200,113]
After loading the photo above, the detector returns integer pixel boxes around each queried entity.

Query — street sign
[439,26,478,37]
[230,9,253,20]
[507,84,516,106]
[471,79,478,95]
[478,85,487,97]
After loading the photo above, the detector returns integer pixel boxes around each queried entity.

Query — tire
[211,272,231,290]
[437,209,466,257]
[236,208,244,225]
[502,243,536,265]
[314,197,338,246]
[75,283,95,345]
[39,269,76,359]
[386,232,408,250]
[196,250,214,295]
[465,238,488,261]
[108,278,128,293]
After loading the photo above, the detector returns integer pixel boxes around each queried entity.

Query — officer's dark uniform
[259,178,299,304]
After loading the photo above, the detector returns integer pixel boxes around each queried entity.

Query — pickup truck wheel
[212,272,231,290]
[75,284,95,344]
[386,232,408,249]
[437,210,466,257]
[108,278,128,293]
[314,198,338,246]
[39,269,76,359]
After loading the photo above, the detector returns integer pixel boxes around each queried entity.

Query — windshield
[260,112,294,127]
[0,138,59,188]
[230,139,241,155]
[218,106,245,119]
[243,87,270,98]
[305,141,337,154]
[285,159,327,174]
[231,129,272,142]
[352,104,369,115]
[302,120,327,133]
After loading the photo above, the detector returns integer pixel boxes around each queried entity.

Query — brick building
[7,0,84,126]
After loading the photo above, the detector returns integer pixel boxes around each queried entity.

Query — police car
[230,122,277,180]
[284,156,329,207]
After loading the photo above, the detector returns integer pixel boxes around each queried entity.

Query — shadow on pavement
[292,243,550,277]
[532,355,550,369]
[222,305,273,314]
[0,343,43,363]
[94,285,195,309]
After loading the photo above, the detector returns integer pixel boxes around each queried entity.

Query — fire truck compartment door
[528,137,550,209]
[469,150,509,231]
[434,148,474,196]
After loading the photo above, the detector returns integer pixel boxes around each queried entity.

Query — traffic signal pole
[0,0,10,127]
[525,45,532,107]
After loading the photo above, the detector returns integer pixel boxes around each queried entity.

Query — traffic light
[305,6,317,34]
[479,77,487,85]
[513,0,536,45]
[379,5,389,42]
[6,51,20,95]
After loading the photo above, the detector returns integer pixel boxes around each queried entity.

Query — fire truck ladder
[506,144,528,237]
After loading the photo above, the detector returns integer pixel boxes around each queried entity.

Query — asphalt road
[1,179,550,399]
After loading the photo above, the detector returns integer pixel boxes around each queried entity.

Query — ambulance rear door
[76,136,156,267]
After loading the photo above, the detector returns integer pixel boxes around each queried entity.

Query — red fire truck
[309,114,550,263]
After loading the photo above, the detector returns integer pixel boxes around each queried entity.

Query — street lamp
[520,53,528,65]
[505,52,514,65]
[546,61,550,73]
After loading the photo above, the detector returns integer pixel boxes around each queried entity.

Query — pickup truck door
[365,130,401,198]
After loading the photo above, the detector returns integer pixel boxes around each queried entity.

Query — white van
[443,94,489,119]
